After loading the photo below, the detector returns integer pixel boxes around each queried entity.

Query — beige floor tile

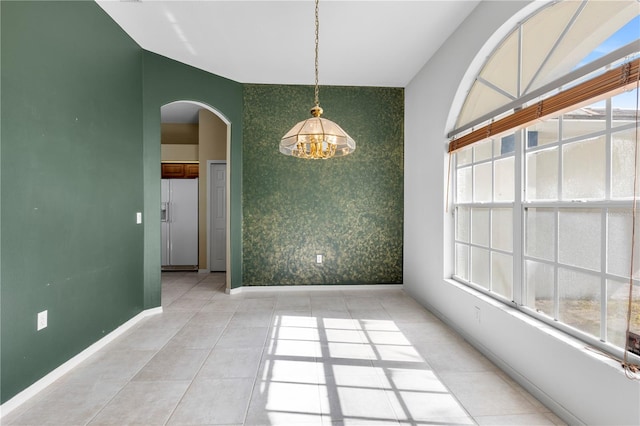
[3,273,560,426]
[138,311,196,331]
[245,380,324,426]
[216,326,269,348]
[132,346,209,381]
[386,389,473,424]
[200,299,242,312]
[4,380,125,426]
[258,358,326,385]
[62,349,156,384]
[345,296,384,311]
[188,310,235,326]
[108,325,180,351]
[311,296,349,311]
[347,309,392,320]
[276,295,312,310]
[228,311,274,327]
[89,380,189,425]
[440,371,540,417]
[422,339,498,373]
[198,346,263,379]
[165,324,225,349]
[237,297,277,312]
[164,297,210,312]
[168,377,254,425]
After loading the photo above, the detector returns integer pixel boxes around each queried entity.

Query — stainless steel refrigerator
[161,178,198,270]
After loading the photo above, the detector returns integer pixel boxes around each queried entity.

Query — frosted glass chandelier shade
[280,106,356,159]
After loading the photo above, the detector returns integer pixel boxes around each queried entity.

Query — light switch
[37,310,48,331]
[316,254,323,264]
[136,212,142,224]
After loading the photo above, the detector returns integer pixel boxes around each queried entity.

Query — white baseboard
[0,307,163,419]
[226,283,403,295]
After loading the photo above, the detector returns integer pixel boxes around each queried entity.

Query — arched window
[451,0,640,359]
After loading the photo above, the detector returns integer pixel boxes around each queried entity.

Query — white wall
[404,1,640,425]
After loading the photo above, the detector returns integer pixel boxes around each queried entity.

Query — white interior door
[210,163,227,271]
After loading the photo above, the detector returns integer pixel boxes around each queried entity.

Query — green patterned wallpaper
[243,84,403,286]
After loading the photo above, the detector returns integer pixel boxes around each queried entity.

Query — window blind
[448,58,640,153]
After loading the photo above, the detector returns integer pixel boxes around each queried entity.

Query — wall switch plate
[136,212,142,224]
[316,254,323,264]
[37,310,48,331]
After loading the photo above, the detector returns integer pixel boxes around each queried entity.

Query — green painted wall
[0,0,402,406]
[141,52,244,298]
[1,1,144,403]
[243,84,403,285]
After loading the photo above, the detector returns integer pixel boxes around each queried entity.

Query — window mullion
[602,98,613,342]
[601,208,608,342]
[606,97,613,201]
[513,130,524,305]
[554,207,560,321]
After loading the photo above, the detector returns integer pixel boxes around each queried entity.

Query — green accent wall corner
[242,84,404,286]
[1,1,144,403]
[141,52,244,300]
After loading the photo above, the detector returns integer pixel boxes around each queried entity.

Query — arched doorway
[160,100,231,291]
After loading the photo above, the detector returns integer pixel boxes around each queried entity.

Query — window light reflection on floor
[253,314,474,425]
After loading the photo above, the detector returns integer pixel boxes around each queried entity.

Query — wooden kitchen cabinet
[161,163,199,179]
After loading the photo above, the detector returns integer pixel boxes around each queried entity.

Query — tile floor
[3,272,567,426]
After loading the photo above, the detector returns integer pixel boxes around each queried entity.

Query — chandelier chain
[314,0,320,108]
[278,0,355,159]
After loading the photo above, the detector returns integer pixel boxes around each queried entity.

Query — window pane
[558,268,601,338]
[525,208,556,261]
[473,162,492,202]
[492,252,513,300]
[558,208,601,271]
[456,207,470,243]
[612,87,638,129]
[526,147,558,201]
[474,139,493,162]
[471,247,490,289]
[456,244,469,281]
[456,166,472,203]
[525,260,555,317]
[606,208,640,279]
[562,103,606,140]
[494,133,515,156]
[471,208,490,247]
[457,146,472,166]
[611,128,638,199]
[492,208,513,252]
[527,120,558,148]
[494,156,514,202]
[606,279,640,348]
[562,137,605,200]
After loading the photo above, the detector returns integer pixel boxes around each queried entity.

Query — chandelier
[279,0,356,160]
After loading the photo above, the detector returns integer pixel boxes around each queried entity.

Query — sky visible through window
[579,15,639,66]
[578,15,639,109]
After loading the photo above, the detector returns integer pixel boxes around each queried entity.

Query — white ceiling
[97,0,480,122]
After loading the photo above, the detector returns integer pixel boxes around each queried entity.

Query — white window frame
[453,95,640,361]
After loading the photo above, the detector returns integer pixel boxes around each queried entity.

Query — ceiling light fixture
[279,0,356,159]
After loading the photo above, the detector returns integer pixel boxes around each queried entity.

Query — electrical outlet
[316,254,323,264]
[37,310,48,331]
